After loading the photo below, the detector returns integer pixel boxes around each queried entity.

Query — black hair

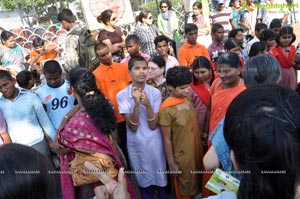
[149,56,166,76]
[192,56,214,85]
[128,56,147,71]
[224,84,300,199]
[276,26,296,46]
[224,38,240,51]
[270,18,282,29]
[248,41,266,57]
[261,29,276,41]
[94,42,109,53]
[255,23,268,31]
[216,51,241,68]
[211,23,224,34]
[137,10,151,23]
[16,70,33,89]
[192,1,203,19]
[228,28,244,38]
[57,8,76,23]
[125,34,140,44]
[0,70,13,81]
[166,66,192,88]
[69,68,116,133]
[193,1,202,9]
[97,9,113,25]
[32,37,45,48]
[43,60,62,74]
[0,30,14,43]
[159,0,172,9]
[154,35,169,47]
[0,143,61,199]
[185,23,198,34]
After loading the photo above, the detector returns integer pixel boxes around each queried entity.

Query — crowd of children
[0,0,299,199]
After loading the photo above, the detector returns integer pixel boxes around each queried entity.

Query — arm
[123,103,140,132]
[122,86,142,132]
[33,95,56,140]
[203,145,220,170]
[282,12,289,25]
[28,50,46,66]
[0,132,11,144]
[101,39,123,54]
[140,91,159,130]
[0,110,11,144]
[161,125,179,171]
[178,48,188,67]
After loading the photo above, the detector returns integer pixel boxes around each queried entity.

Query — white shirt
[116,84,167,187]
[36,80,75,130]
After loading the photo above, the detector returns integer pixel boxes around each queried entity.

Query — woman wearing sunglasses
[97,9,126,62]
[134,10,159,57]
[157,0,180,57]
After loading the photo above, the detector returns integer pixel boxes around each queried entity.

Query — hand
[131,87,142,104]
[65,104,81,118]
[169,163,181,176]
[140,91,150,107]
[84,161,130,199]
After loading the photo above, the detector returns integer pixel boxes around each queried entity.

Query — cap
[216,0,225,4]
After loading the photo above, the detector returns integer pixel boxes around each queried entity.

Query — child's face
[155,40,169,56]
[271,27,281,35]
[193,67,211,83]
[193,5,201,16]
[279,33,293,47]
[45,72,62,88]
[266,38,276,48]
[129,60,148,84]
[214,28,225,42]
[168,84,190,98]
[186,29,198,45]
[126,41,140,56]
[235,31,244,43]
[229,46,241,54]
[35,45,45,54]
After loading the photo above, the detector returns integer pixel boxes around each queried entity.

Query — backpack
[69,28,99,71]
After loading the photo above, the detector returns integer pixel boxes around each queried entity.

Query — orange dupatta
[190,83,210,106]
[209,83,246,136]
[159,97,187,112]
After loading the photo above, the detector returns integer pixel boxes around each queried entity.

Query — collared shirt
[116,84,167,187]
[0,89,56,146]
[208,41,225,61]
[178,41,210,68]
[121,51,151,64]
[93,62,131,123]
[65,25,81,71]
[165,55,179,72]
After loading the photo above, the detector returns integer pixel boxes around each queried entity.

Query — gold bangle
[129,119,139,126]
[64,115,70,120]
[147,115,156,122]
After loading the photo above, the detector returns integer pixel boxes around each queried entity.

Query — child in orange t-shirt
[28,37,57,71]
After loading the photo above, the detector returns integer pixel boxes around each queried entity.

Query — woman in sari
[202,52,246,198]
[190,56,215,150]
[54,68,137,199]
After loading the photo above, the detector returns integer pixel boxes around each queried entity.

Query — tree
[1,0,75,27]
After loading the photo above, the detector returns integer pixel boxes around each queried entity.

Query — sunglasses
[147,16,153,19]
[110,17,116,21]
[161,6,168,8]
